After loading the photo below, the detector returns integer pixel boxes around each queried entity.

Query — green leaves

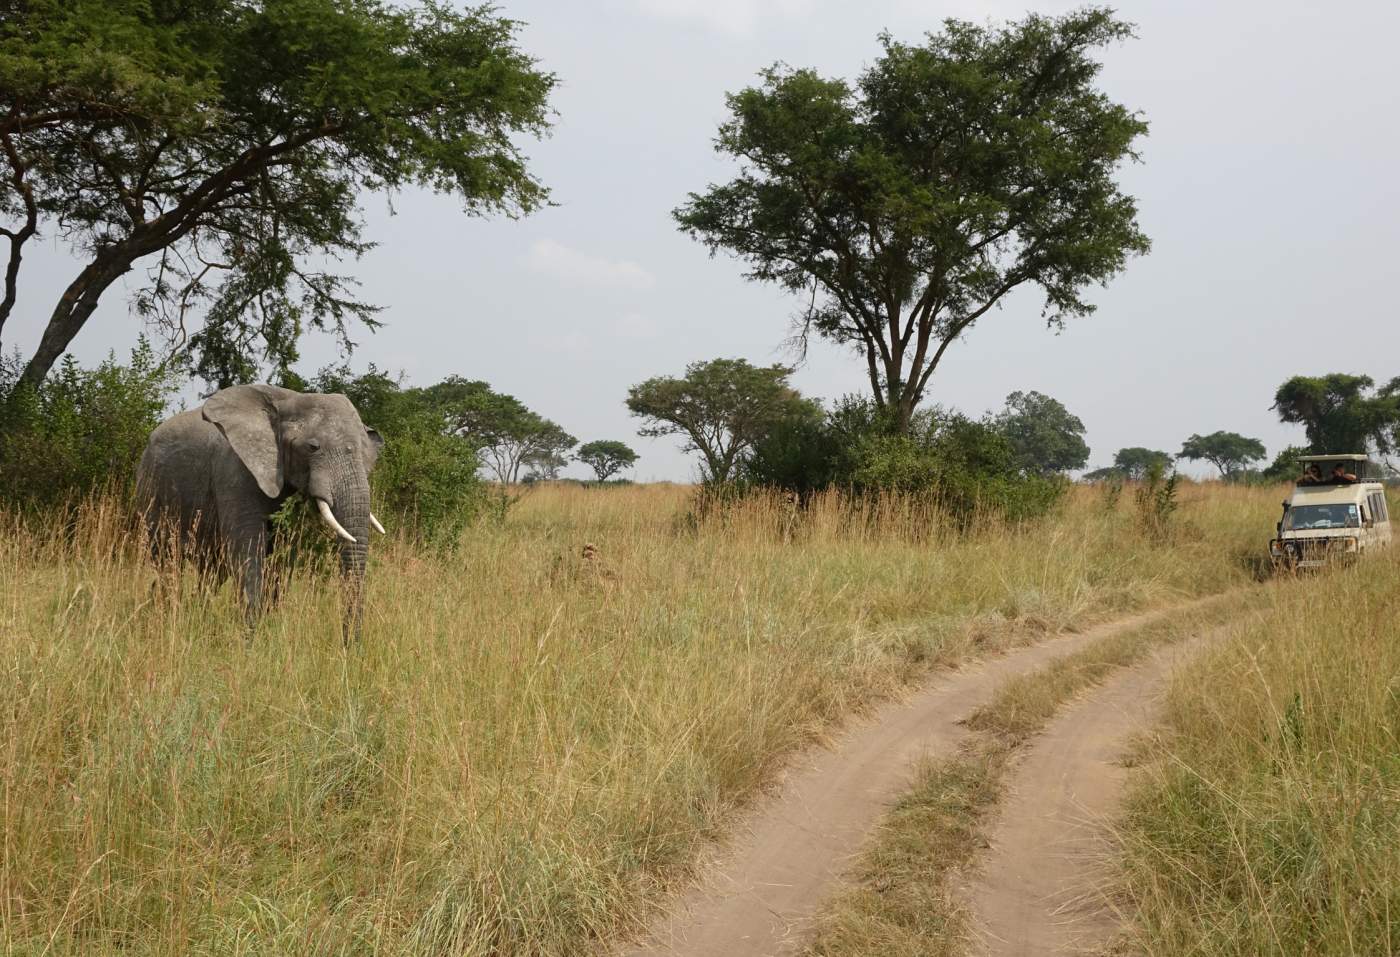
[1113,447,1173,480]
[420,376,574,484]
[675,8,1147,429]
[575,440,638,483]
[991,390,1090,476]
[0,0,555,386]
[1178,431,1267,478]
[1272,374,1400,455]
[626,358,817,484]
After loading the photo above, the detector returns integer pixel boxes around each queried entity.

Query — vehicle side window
[1376,493,1390,523]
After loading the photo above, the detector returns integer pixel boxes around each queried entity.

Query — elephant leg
[227,528,268,629]
[215,486,276,631]
[262,527,288,611]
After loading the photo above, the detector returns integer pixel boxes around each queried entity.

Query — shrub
[744,397,1065,523]
[1134,460,1179,540]
[309,365,492,547]
[0,339,183,509]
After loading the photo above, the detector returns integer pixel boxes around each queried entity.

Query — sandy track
[963,633,1213,956]
[617,601,1214,957]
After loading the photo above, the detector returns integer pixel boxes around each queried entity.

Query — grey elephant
[136,383,386,639]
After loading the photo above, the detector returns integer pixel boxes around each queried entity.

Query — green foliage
[1134,460,1179,540]
[1272,374,1400,454]
[1178,430,1267,479]
[1098,473,1125,511]
[1262,444,1310,483]
[310,365,488,547]
[419,376,575,484]
[1081,466,1124,483]
[627,358,820,484]
[991,391,1090,475]
[0,339,182,508]
[575,440,639,482]
[745,397,1064,522]
[674,9,1148,429]
[1113,447,1173,480]
[0,0,555,386]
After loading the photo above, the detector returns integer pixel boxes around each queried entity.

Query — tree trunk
[19,253,132,388]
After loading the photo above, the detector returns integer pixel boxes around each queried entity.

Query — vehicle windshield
[1284,503,1359,531]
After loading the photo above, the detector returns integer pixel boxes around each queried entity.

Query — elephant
[136,383,385,640]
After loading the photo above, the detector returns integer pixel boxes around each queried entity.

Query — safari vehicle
[1269,454,1392,571]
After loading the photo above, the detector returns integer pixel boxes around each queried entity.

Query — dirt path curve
[618,599,1219,957]
[963,632,1215,956]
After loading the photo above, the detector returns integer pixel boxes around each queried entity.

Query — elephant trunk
[323,456,371,644]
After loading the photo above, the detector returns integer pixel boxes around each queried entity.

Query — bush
[744,397,1066,523]
[1134,460,1180,540]
[0,340,183,509]
[308,365,494,548]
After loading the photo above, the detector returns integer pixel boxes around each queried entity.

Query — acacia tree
[1178,431,1266,478]
[991,390,1089,475]
[1272,374,1399,454]
[0,0,554,389]
[576,440,639,482]
[627,358,817,484]
[675,10,1148,432]
[1112,447,1172,480]
[420,377,574,484]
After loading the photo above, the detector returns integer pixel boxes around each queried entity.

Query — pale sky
[7,0,1400,481]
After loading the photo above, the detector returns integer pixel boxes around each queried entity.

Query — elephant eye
[306,438,321,453]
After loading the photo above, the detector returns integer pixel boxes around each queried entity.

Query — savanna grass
[2,480,1275,955]
[1116,526,1400,956]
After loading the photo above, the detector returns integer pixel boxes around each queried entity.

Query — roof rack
[1297,453,1370,463]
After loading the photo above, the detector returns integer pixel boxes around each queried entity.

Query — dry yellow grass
[1,481,1275,955]
[1115,510,1400,956]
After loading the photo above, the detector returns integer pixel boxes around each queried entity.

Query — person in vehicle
[1330,463,1358,484]
[1298,463,1323,485]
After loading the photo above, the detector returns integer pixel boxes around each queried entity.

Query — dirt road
[962,634,1213,956]
[618,602,1216,957]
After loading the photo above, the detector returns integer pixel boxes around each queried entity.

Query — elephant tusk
[369,513,386,535]
[316,498,357,543]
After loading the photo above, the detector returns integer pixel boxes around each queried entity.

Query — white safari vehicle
[1270,454,1392,571]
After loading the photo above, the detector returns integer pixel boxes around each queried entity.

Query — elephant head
[201,384,384,638]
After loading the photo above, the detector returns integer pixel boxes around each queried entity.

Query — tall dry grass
[1117,524,1400,955]
[2,481,1273,954]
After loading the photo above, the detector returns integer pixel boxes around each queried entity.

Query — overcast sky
[8,0,1400,480]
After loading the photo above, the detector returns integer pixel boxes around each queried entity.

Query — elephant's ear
[202,385,285,498]
[363,427,384,471]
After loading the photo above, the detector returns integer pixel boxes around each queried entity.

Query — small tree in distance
[992,391,1090,475]
[1113,447,1173,480]
[627,358,819,484]
[1178,431,1266,479]
[576,440,639,482]
[419,377,574,484]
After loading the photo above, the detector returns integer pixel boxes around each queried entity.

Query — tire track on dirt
[617,596,1232,957]
[961,631,1218,956]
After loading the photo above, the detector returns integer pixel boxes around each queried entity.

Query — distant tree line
[623,357,1091,521]
[1078,373,1400,485]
